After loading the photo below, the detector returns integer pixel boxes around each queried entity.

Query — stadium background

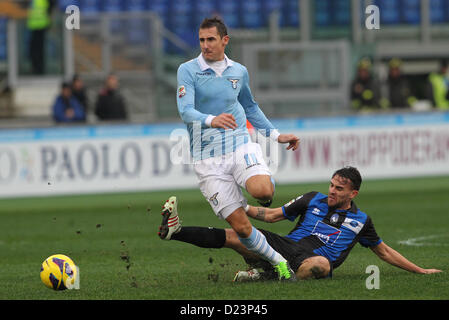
[0,0,448,301]
[1,0,449,197]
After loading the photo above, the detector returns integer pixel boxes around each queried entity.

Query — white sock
[238,226,286,266]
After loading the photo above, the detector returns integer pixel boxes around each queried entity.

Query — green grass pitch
[0,175,448,300]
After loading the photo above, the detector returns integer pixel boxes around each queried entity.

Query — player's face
[199,27,229,62]
[327,175,358,209]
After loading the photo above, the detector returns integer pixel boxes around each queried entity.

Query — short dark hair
[332,166,362,191]
[61,81,71,89]
[199,16,228,38]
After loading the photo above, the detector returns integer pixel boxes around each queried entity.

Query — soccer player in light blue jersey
[159,17,300,281]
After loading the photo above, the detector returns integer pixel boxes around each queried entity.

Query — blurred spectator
[27,0,55,75]
[427,59,449,110]
[95,73,128,121]
[0,85,14,118]
[52,82,86,123]
[71,74,88,114]
[351,58,387,111]
[386,58,416,109]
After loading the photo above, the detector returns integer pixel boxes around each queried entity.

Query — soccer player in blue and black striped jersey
[161,167,441,280]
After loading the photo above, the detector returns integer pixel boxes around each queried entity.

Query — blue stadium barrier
[262,0,282,14]
[314,0,332,26]
[78,0,100,15]
[240,0,264,28]
[125,19,150,45]
[374,0,401,25]
[216,1,241,28]
[430,0,449,23]
[99,0,123,33]
[167,0,193,31]
[0,17,7,61]
[314,0,351,27]
[123,0,150,45]
[333,0,351,26]
[281,0,300,27]
[146,0,170,52]
[401,0,421,24]
[261,0,282,28]
[147,0,169,25]
[166,0,196,53]
[194,0,218,29]
[123,0,148,12]
[100,0,123,12]
[262,0,282,24]
[57,0,80,11]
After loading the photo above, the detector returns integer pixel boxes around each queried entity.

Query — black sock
[171,226,226,248]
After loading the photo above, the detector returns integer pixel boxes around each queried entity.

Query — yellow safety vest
[429,72,449,110]
[27,0,50,30]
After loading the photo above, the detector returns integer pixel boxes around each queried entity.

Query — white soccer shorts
[193,142,271,220]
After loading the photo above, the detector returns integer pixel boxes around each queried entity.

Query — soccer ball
[40,254,77,290]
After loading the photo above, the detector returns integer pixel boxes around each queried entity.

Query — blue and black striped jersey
[282,191,382,269]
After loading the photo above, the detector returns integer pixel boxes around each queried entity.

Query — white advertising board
[1,112,449,198]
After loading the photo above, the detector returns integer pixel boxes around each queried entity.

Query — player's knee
[297,256,330,280]
[234,225,253,239]
[232,222,253,238]
[226,208,254,238]
[246,176,274,201]
[224,229,240,248]
[249,183,273,201]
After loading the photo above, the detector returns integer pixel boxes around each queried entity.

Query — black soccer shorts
[259,228,333,277]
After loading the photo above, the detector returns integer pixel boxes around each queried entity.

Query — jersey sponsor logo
[311,220,341,246]
[209,192,219,206]
[312,208,321,215]
[342,217,363,234]
[196,72,212,76]
[178,86,186,98]
[228,79,239,89]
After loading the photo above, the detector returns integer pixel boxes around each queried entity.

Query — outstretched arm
[245,205,285,223]
[277,133,300,151]
[370,242,442,274]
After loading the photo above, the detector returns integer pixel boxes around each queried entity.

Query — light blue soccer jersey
[176,54,277,160]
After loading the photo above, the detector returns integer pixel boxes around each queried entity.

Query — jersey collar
[197,53,234,71]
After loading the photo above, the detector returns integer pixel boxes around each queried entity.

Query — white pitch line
[398,234,449,247]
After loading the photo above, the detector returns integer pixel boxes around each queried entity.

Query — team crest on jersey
[330,213,339,224]
[228,79,239,89]
[178,85,186,98]
[209,192,219,206]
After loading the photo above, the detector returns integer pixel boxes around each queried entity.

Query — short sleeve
[359,216,382,248]
[282,192,318,222]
